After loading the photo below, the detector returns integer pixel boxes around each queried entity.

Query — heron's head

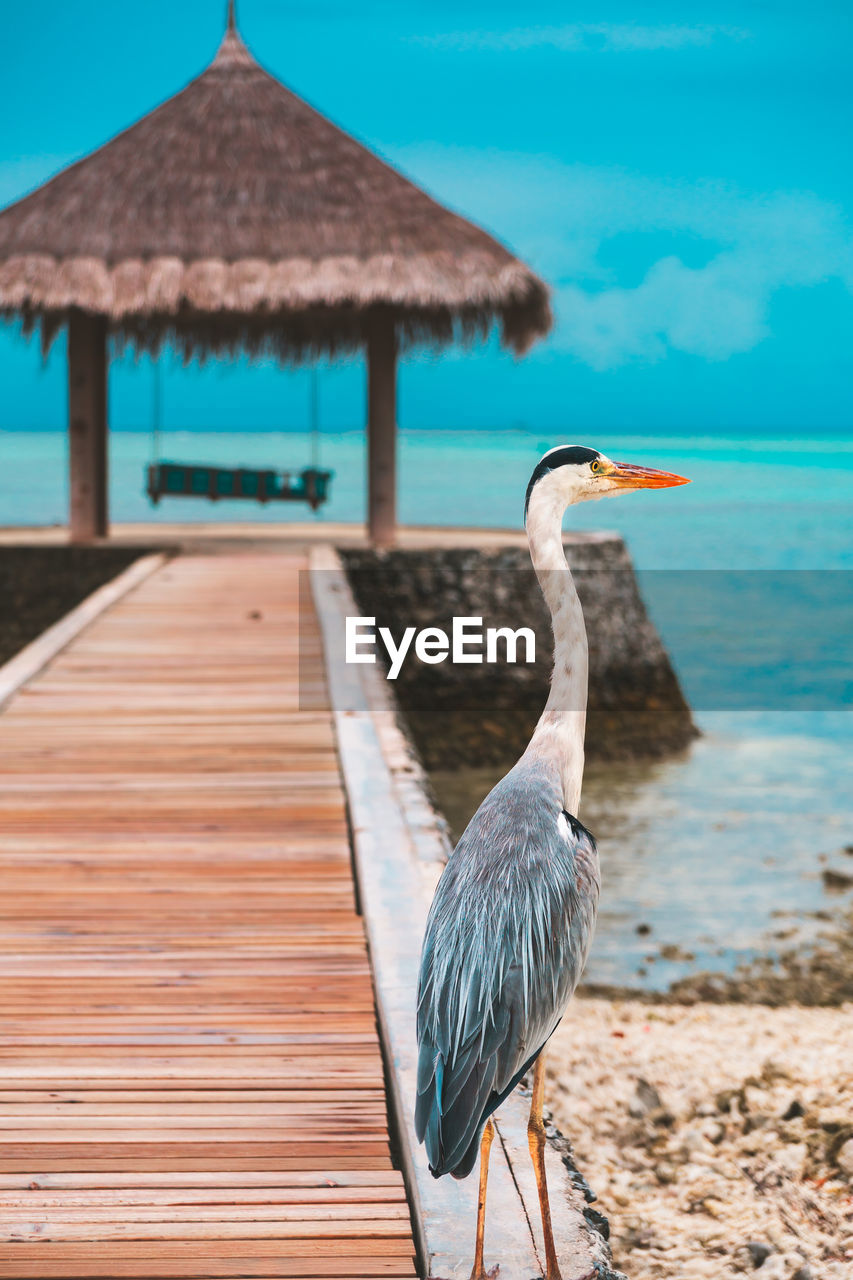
[525,445,689,521]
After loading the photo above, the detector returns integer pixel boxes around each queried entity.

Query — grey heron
[415,446,689,1280]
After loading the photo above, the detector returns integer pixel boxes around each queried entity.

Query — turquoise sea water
[2,427,852,569]
[434,706,853,990]
[2,427,851,988]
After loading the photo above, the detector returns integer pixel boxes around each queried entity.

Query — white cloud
[549,182,853,368]
[384,146,853,368]
[415,24,749,54]
[559,257,770,369]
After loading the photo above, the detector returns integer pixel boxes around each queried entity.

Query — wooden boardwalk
[0,554,416,1279]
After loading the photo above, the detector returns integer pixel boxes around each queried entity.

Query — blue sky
[1,0,851,434]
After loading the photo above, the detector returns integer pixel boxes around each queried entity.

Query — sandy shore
[547,1000,852,1279]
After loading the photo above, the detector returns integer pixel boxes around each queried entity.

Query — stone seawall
[340,535,696,770]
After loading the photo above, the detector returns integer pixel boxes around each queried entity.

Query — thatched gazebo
[0,4,551,544]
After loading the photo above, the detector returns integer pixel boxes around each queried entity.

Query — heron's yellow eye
[590,460,602,474]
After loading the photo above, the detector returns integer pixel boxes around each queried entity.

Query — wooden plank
[0,1240,417,1258]
[2,1218,412,1240]
[0,1172,404,1189]
[0,1258,415,1279]
[0,1185,403,1201]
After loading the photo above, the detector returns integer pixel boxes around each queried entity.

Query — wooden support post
[366,315,397,548]
[68,311,109,542]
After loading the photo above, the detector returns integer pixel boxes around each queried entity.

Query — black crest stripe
[524,446,601,519]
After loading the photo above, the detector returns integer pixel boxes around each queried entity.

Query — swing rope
[151,360,162,465]
[310,367,320,471]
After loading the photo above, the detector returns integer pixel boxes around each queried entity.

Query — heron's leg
[528,1052,563,1280]
[469,1118,495,1280]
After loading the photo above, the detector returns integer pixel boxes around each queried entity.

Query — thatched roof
[0,17,551,359]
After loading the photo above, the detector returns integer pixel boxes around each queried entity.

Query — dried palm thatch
[0,22,551,361]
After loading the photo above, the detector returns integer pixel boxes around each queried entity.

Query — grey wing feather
[415,759,599,1178]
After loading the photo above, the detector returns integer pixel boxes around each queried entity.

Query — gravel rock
[756,1258,791,1280]
[629,1078,664,1119]
[835,1136,853,1179]
[700,1119,726,1145]
[823,868,853,890]
[546,999,852,1279]
[745,1240,773,1267]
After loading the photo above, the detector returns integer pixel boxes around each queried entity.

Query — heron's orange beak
[608,461,691,489]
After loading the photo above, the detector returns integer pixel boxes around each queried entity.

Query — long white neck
[521,485,588,815]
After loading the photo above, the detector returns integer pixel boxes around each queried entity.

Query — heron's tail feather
[449,1126,485,1181]
[415,1029,501,1178]
[416,1036,546,1178]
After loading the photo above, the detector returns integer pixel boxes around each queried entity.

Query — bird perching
[415,446,689,1280]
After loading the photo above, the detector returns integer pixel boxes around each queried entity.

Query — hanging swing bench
[146,461,333,510]
[145,364,333,512]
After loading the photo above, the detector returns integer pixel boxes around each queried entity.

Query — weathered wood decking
[0,554,416,1278]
